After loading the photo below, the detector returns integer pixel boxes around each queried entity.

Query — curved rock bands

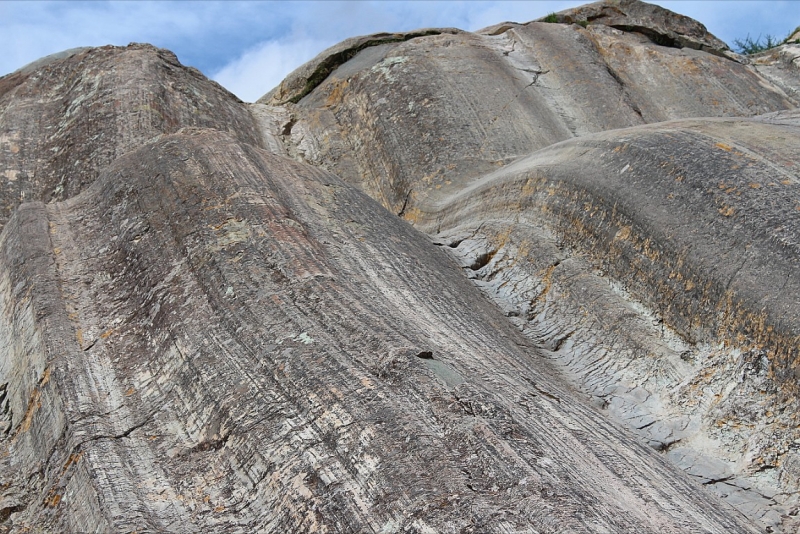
[278,15,793,218]
[411,116,800,530]
[1,128,758,532]
[3,1,800,531]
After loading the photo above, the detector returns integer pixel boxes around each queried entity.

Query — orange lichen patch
[62,452,84,473]
[325,79,350,107]
[715,142,733,152]
[213,505,225,513]
[685,280,695,291]
[100,329,114,339]
[125,387,136,396]
[46,493,62,507]
[76,329,84,347]
[782,179,792,185]
[16,389,42,436]
[749,183,761,189]
[718,205,735,217]
[12,367,52,439]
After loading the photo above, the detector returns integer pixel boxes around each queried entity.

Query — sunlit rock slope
[2,0,799,532]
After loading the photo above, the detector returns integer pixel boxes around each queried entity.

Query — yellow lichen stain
[685,280,695,291]
[715,142,733,152]
[359,376,375,390]
[125,387,136,396]
[100,329,113,339]
[76,329,84,347]
[532,263,558,305]
[614,226,632,241]
[718,205,735,217]
[642,238,659,261]
[521,177,537,196]
[782,179,792,185]
[401,207,422,225]
[675,175,684,182]
[749,182,761,189]
[40,367,51,387]
[213,505,225,513]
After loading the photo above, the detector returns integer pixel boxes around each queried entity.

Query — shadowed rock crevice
[259,28,462,105]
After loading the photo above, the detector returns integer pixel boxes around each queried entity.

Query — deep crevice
[0,504,24,523]
[470,249,498,271]
[286,30,450,104]
[608,24,679,48]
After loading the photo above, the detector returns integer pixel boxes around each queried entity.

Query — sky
[1,1,798,103]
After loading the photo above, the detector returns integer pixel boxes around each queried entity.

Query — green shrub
[734,26,800,55]
[733,34,781,54]
[543,13,558,23]
[783,26,800,44]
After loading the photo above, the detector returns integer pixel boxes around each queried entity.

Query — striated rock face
[263,6,794,215]
[1,1,799,532]
[0,44,262,230]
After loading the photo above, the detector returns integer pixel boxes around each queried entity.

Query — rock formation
[1,0,799,532]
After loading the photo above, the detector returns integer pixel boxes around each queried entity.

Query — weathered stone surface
[750,42,800,104]
[0,43,262,230]
[0,127,759,532]
[2,0,800,532]
[537,0,732,57]
[259,28,463,106]
[273,10,793,215]
[409,114,800,531]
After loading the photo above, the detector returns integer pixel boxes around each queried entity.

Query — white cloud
[209,1,585,102]
[212,37,335,102]
[3,0,798,98]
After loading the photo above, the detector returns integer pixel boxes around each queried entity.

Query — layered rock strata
[2,0,800,532]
